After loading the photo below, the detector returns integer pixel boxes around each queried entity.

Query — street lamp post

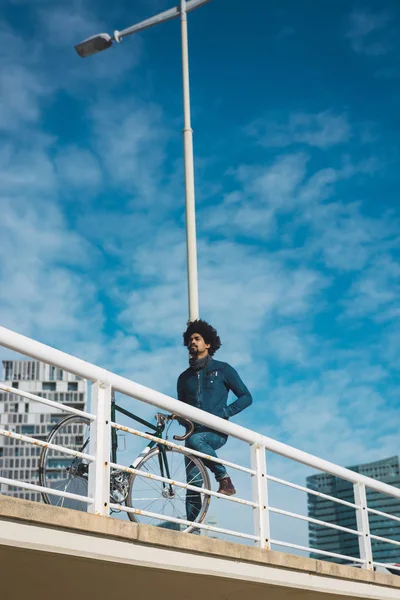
[75,0,211,323]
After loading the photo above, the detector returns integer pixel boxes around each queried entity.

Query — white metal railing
[1,324,400,570]
[0,383,94,420]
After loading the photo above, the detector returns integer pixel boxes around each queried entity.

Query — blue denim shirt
[177,358,252,425]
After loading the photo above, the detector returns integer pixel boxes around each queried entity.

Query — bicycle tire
[39,414,91,508]
[126,446,211,533]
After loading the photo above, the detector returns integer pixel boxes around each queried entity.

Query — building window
[12,382,19,389]
[42,382,56,391]
[21,425,35,435]
[68,382,78,391]
[56,369,63,381]
[25,404,29,413]
[4,362,12,380]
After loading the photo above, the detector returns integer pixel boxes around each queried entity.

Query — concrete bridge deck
[1,495,399,600]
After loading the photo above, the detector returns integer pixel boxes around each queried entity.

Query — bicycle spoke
[138,478,161,494]
[171,454,184,480]
[137,498,161,513]
[140,466,165,493]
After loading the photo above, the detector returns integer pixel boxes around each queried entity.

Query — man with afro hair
[177,319,252,521]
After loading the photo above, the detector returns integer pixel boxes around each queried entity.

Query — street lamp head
[74,33,113,58]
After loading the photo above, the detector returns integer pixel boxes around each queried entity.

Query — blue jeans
[185,430,228,521]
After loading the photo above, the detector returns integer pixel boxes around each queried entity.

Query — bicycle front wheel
[126,447,210,533]
[39,415,91,511]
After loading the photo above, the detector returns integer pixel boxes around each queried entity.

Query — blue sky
[1,0,400,541]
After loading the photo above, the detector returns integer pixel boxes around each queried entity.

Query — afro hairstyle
[183,319,221,356]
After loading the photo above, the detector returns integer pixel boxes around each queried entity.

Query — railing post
[250,443,270,549]
[354,482,373,570]
[88,381,111,516]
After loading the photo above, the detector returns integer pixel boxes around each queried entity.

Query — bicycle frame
[111,401,173,488]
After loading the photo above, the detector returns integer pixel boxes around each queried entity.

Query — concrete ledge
[1,494,399,591]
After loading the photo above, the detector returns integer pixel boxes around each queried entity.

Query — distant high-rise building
[307,456,400,564]
[0,359,87,502]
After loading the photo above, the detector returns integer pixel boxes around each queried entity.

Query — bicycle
[38,398,211,533]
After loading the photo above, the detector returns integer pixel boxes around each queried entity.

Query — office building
[307,456,400,563]
[0,359,87,502]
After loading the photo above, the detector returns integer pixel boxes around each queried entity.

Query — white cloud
[89,99,169,201]
[0,143,56,193]
[0,191,102,342]
[39,5,104,47]
[266,327,311,365]
[346,9,393,56]
[55,145,103,193]
[202,153,308,238]
[303,199,395,272]
[0,45,46,131]
[343,255,400,321]
[201,151,383,278]
[247,111,350,149]
[0,137,103,350]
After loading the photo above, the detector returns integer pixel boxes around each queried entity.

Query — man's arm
[223,364,252,418]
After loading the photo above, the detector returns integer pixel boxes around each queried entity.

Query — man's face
[188,333,210,358]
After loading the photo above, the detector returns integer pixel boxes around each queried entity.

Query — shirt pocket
[204,372,221,390]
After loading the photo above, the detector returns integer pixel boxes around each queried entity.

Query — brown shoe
[217,476,236,496]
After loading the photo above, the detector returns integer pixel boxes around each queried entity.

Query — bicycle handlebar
[155,413,194,441]
[170,414,195,441]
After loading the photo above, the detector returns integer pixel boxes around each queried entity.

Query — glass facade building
[307,456,400,563]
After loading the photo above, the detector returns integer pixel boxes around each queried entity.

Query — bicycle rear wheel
[39,415,91,511]
[126,447,210,533]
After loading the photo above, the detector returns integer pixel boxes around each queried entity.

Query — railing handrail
[1,324,400,503]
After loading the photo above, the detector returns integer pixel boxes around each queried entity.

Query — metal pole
[250,443,271,549]
[88,381,111,516]
[354,482,373,570]
[180,0,199,322]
